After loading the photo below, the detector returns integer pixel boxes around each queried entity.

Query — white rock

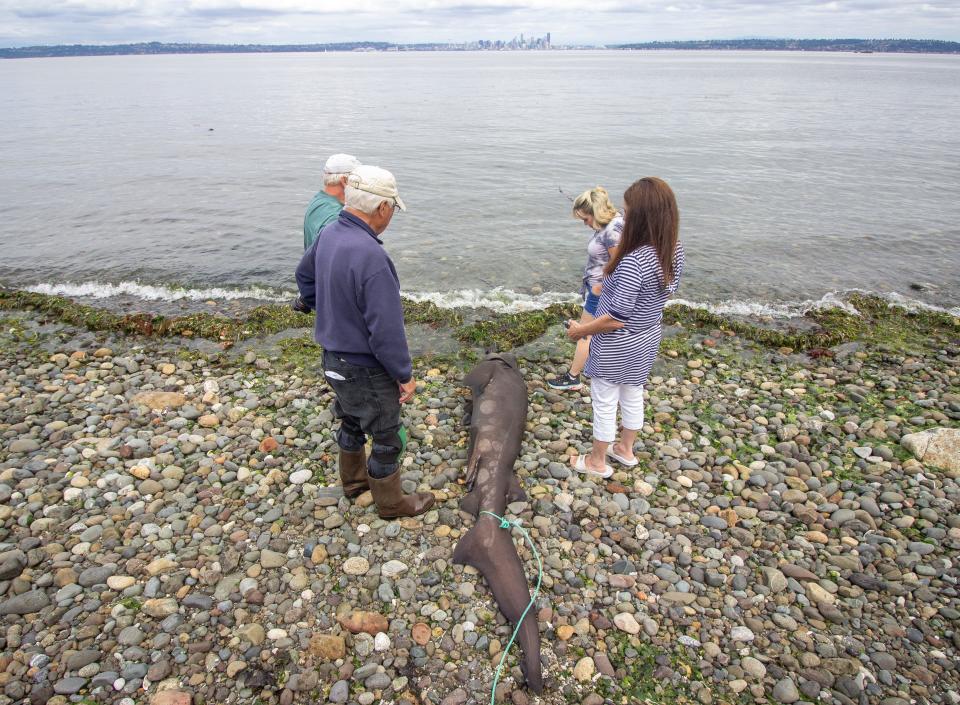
[63,487,84,502]
[730,626,755,642]
[267,628,288,640]
[374,632,391,651]
[289,469,312,485]
[634,481,654,497]
[613,613,641,634]
[107,576,136,590]
[381,560,408,578]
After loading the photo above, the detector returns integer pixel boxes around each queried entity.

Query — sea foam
[19,280,960,319]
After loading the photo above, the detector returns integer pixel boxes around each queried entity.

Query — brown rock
[130,466,151,480]
[198,414,219,428]
[412,622,432,645]
[150,691,192,705]
[54,568,78,587]
[781,563,819,582]
[132,391,187,410]
[145,558,178,576]
[308,633,346,661]
[259,437,279,453]
[556,625,575,641]
[608,574,636,589]
[310,545,328,564]
[337,610,388,635]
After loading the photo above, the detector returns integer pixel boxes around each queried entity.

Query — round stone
[343,557,370,575]
[289,469,312,485]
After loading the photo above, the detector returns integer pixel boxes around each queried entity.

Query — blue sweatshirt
[295,211,413,383]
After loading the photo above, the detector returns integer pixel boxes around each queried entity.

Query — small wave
[404,287,580,313]
[855,289,960,317]
[24,281,291,303]
[668,292,861,318]
[15,280,959,319]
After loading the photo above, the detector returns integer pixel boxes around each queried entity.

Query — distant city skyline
[1,0,958,48]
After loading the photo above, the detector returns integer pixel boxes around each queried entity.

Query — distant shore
[2,38,959,59]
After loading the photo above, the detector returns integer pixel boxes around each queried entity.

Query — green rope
[480,510,543,705]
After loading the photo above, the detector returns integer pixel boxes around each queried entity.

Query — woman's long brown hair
[604,177,679,287]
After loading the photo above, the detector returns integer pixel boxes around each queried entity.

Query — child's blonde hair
[572,186,619,228]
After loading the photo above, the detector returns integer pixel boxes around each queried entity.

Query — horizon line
[4,37,960,50]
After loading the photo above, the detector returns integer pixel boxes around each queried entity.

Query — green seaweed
[1,288,956,356]
[455,303,581,350]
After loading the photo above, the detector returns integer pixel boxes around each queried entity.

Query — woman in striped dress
[566,177,685,478]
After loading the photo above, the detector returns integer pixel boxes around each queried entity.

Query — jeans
[322,350,403,478]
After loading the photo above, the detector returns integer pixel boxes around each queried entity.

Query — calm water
[1,50,959,314]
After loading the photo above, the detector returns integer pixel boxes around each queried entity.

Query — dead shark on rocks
[452,353,543,694]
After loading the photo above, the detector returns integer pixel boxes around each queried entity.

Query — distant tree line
[2,38,959,58]
[614,38,960,53]
[0,41,392,59]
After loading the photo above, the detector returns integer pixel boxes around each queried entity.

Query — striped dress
[585,243,685,386]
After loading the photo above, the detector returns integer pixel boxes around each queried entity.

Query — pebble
[573,656,595,682]
[773,677,801,703]
[343,557,370,575]
[614,613,641,634]
[289,469,312,485]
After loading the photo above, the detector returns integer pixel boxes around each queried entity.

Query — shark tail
[452,514,544,693]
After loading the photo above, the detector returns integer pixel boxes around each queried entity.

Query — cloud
[0,0,957,45]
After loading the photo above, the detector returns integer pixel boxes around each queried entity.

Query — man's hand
[291,296,311,313]
[399,378,417,403]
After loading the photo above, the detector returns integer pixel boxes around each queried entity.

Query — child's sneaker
[547,373,583,391]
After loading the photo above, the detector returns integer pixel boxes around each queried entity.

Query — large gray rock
[0,590,51,615]
[8,438,40,453]
[78,564,117,587]
[0,549,27,580]
[901,428,960,472]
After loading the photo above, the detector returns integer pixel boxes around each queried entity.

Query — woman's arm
[566,314,623,340]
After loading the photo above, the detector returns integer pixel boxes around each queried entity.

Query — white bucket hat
[323,153,361,175]
[347,165,406,212]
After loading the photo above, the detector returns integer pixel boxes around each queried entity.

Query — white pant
[590,378,645,443]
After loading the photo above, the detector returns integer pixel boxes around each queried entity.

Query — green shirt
[303,191,343,249]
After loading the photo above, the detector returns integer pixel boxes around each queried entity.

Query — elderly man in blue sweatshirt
[295,165,434,519]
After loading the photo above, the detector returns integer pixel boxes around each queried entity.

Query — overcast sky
[1,0,958,47]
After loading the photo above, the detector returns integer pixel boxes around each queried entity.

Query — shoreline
[2,287,957,363]
[0,293,958,705]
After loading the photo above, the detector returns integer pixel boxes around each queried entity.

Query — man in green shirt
[303,153,361,249]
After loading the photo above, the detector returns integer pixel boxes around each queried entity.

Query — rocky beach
[0,291,958,705]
